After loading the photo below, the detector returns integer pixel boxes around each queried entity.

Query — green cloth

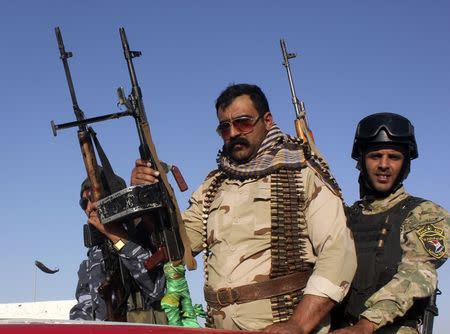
[161,262,205,327]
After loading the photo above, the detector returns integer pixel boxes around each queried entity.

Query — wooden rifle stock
[294,117,315,144]
[78,130,104,201]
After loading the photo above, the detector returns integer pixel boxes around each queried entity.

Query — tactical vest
[344,196,429,326]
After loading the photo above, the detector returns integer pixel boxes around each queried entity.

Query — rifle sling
[90,128,125,194]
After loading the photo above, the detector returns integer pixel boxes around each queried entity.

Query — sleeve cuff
[360,309,384,330]
[303,274,348,302]
[118,240,138,257]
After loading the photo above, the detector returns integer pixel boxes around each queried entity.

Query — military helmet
[351,112,418,160]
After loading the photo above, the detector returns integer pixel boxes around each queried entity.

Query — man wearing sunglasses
[131,83,356,333]
[70,171,167,324]
[331,113,449,334]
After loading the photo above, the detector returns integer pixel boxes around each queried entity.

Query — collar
[358,186,410,214]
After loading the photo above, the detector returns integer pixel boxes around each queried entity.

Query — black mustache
[224,137,250,152]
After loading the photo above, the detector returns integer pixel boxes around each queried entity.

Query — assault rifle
[115,27,196,271]
[421,288,441,334]
[280,38,342,198]
[52,27,128,321]
[280,39,315,145]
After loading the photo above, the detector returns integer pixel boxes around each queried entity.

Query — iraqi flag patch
[416,224,446,259]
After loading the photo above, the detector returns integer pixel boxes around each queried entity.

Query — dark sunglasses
[79,191,93,210]
[216,115,262,139]
[79,197,89,210]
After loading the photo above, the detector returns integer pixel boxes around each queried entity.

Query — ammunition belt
[202,168,311,326]
[270,169,310,323]
[293,137,343,200]
[308,156,343,200]
[200,172,225,328]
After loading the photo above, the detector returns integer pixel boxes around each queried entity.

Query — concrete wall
[0,300,76,320]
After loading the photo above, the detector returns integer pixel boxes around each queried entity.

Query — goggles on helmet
[352,113,418,160]
[355,113,414,139]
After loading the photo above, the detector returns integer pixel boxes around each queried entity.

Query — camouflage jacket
[355,187,449,332]
[70,246,107,320]
[70,240,165,321]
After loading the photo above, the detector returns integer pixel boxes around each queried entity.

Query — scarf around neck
[216,125,306,180]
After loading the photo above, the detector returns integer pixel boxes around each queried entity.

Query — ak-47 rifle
[280,38,342,198]
[52,27,128,321]
[116,27,196,271]
[421,288,441,334]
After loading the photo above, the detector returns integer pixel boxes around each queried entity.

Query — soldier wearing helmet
[351,113,418,198]
[331,113,449,334]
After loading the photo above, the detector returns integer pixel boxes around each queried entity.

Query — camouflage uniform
[118,241,166,304]
[183,165,356,332]
[70,246,107,320]
[70,241,166,322]
[349,186,449,333]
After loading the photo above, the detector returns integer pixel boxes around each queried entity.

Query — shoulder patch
[416,224,446,259]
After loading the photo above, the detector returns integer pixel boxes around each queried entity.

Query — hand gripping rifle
[52,27,128,321]
[113,27,196,271]
[280,39,342,198]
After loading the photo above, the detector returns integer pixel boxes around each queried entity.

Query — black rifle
[421,288,440,334]
[117,27,196,271]
[52,27,128,321]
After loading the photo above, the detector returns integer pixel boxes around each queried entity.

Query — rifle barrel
[119,27,150,160]
[55,27,86,126]
[280,39,303,119]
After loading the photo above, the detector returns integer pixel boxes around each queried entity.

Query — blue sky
[0,1,448,331]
